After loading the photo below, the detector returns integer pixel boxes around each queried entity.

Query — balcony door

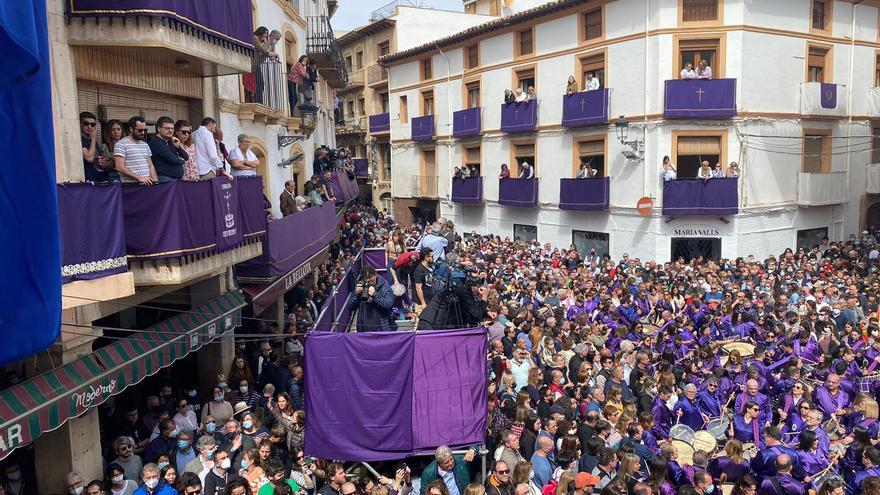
[679,39,718,74]
[420,149,436,197]
[671,237,720,262]
[676,135,720,178]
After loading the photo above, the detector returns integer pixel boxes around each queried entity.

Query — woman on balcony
[499,163,510,179]
[576,161,597,179]
[566,76,579,96]
[288,55,308,117]
[727,161,741,178]
[174,120,199,181]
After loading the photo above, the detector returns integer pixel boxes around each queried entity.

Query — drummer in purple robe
[854,448,880,494]
[734,379,772,425]
[731,401,765,449]
[697,378,724,418]
[803,408,832,457]
[794,430,833,487]
[758,454,808,495]
[814,373,851,420]
[651,386,674,438]
[749,427,805,482]
[673,383,706,431]
[707,439,751,484]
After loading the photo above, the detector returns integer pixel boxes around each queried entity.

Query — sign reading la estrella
[72,379,118,410]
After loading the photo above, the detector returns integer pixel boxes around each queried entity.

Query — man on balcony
[80,111,113,182]
[228,134,260,177]
[193,118,232,181]
[148,116,188,183]
[114,116,157,186]
[280,180,297,217]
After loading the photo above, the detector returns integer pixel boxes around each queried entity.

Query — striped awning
[0,292,245,460]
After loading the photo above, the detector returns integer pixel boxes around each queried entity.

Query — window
[574,138,605,177]
[873,126,880,163]
[466,80,481,109]
[356,51,364,70]
[675,134,722,178]
[421,58,433,80]
[489,0,500,16]
[345,100,354,118]
[399,96,408,124]
[578,52,605,90]
[582,8,603,41]
[380,143,392,180]
[512,141,536,177]
[681,0,719,22]
[357,98,365,116]
[421,90,434,116]
[378,41,390,57]
[464,145,481,176]
[466,44,480,70]
[678,38,720,77]
[378,92,389,113]
[514,67,536,93]
[572,231,609,258]
[802,130,831,173]
[514,224,537,243]
[420,149,437,197]
[517,28,534,57]
[875,53,880,87]
[797,227,829,251]
[811,0,831,32]
[464,2,476,13]
[344,55,353,72]
[807,45,831,83]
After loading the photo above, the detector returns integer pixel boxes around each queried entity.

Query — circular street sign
[637,196,654,216]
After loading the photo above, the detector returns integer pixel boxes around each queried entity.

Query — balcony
[800,82,847,116]
[122,177,266,285]
[562,89,609,127]
[453,107,481,137]
[354,159,370,178]
[451,177,483,204]
[66,0,253,74]
[499,178,539,208]
[346,68,365,88]
[798,172,848,206]
[367,64,388,87]
[662,178,738,217]
[306,16,348,88]
[501,101,538,133]
[237,202,336,314]
[559,178,610,211]
[868,164,880,194]
[58,183,135,309]
[412,115,435,141]
[330,171,360,203]
[664,79,736,119]
[412,176,438,198]
[369,113,390,134]
[336,114,367,135]
[239,60,288,124]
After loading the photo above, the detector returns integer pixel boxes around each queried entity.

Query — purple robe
[708,456,750,484]
[673,397,703,431]
[732,414,764,448]
[814,386,850,419]
[795,449,829,476]
[652,396,673,438]
[734,391,772,423]
[758,474,807,495]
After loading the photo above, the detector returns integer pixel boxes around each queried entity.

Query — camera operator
[348,266,397,332]
[412,247,434,313]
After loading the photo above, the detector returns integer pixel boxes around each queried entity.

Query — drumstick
[809,459,838,483]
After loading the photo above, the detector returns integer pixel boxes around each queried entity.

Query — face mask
[145,479,159,490]
[188,390,198,397]
[214,395,224,402]
[205,449,215,459]
[226,431,238,441]
[220,458,231,470]
[168,428,179,438]
[71,487,84,495]
[239,386,248,394]
[218,382,227,389]
[111,476,124,485]
[705,486,715,495]
[242,420,253,430]
[7,471,22,481]
[241,459,250,470]
[206,423,216,433]
[178,440,190,450]
[158,462,169,470]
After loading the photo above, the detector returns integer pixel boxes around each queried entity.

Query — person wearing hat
[221,418,256,470]
[573,472,600,494]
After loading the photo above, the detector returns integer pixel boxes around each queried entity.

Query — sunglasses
[82,121,97,127]
[497,469,510,474]
[179,130,191,134]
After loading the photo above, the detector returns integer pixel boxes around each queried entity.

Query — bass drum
[670,424,696,445]
[671,439,696,466]
[693,430,718,454]
[741,442,758,460]
[706,417,729,441]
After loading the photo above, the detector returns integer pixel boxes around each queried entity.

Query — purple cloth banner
[411,115,434,141]
[236,176,268,238]
[304,328,487,461]
[500,101,538,133]
[453,107,481,137]
[451,177,484,204]
[821,83,837,109]
[68,0,254,49]
[369,113,390,133]
[57,183,128,284]
[212,178,244,251]
[558,177,610,211]
[354,158,369,178]
[363,248,391,281]
[237,201,337,278]
[664,79,737,118]
[561,89,609,127]
[662,178,738,216]
[498,178,539,208]
[330,172,359,203]
[310,252,362,332]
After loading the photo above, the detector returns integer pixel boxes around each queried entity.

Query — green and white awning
[0,292,245,459]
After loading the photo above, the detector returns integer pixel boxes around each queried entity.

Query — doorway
[868,203,880,231]
[671,237,721,262]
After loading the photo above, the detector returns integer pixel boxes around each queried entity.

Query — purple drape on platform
[451,177,483,204]
[68,0,254,48]
[558,178,610,211]
[330,172,359,203]
[821,83,837,109]
[369,113,390,133]
[304,328,487,461]
[354,158,369,178]
[453,107,481,137]
[411,115,434,141]
[499,178,538,208]
[561,89,609,127]
[58,183,128,284]
[236,176,268,238]
[237,201,337,278]
[664,79,736,118]
[363,249,387,270]
[310,252,362,332]
[500,101,537,133]
[122,177,264,260]
[662,178,738,216]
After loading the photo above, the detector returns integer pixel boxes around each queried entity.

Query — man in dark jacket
[148,116,188,182]
[419,446,475,495]
[348,266,397,332]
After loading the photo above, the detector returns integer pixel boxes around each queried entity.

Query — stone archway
[248,137,271,198]
[289,143,305,195]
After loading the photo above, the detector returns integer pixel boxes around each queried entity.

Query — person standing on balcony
[661,155,677,182]
[80,111,113,182]
[148,116,188,183]
[306,60,319,103]
[114,116,157,186]
[174,120,199,181]
[193,118,232,181]
[696,59,713,80]
[228,134,260,177]
[288,55,308,116]
[280,180,297,217]
[252,27,277,105]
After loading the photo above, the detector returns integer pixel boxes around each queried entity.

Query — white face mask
[145,479,159,490]
[220,458,232,470]
[71,487,84,495]
[112,476,125,484]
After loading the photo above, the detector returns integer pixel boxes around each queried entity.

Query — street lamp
[614,115,643,161]
[278,102,319,149]
[615,115,629,145]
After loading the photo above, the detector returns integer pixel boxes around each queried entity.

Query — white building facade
[383,0,880,261]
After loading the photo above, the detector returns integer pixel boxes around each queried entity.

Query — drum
[823,416,842,440]
[722,342,755,357]
[706,417,730,441]
[720,355,729,367]
[858,373,880,393]
[671,439,696,466]
[693,430,718,454]
[720,484,735,495]
[741,442,758,460]
[670,424,696,445]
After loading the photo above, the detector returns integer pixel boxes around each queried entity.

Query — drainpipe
[436,43,453,201]
[643,0,650,199]
[846,1,861,235]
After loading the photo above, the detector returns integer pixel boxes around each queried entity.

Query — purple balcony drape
[498,178,539,208]
[330,171,359,203]
[558,178,610,211]
[821,83,838,109]
[562,89,609,127]
[411,115,434,141]
[453,107,481,137]
[237,201,337,278]
[236,176,268,238]
[353,158,369,178]
[68,0,254,49]
[451,177,484,204]
[369,113,390,133]
[57,183,128,284]
[662,178,738,216]
[304,327,487,461]
[500,101,538,133]
[664,79,737,118]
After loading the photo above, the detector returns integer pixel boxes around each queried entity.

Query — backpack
[541,480,558,495]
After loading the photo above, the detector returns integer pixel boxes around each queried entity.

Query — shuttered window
[677,136,721,155]
[77,82,192,125]
[682,0,718,22]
